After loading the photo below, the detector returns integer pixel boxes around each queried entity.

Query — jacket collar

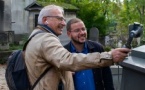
[86,40,96,52]
[64,40,96,52]
[37,24,58,36]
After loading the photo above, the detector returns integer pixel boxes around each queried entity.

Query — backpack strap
[23,24,54,51]
[23,30,44,51]
[31,66,52,90]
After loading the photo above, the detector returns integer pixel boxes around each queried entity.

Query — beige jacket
[25,29,114,90]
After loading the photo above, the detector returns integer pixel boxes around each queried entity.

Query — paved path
[0,64,9,90]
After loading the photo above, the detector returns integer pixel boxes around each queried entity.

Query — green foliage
[37,0,145,44]
[37,0,78,10]
[37,0,111,37]
[9,34,28,50]
[73,2,109,37]
[9,44,23,50]
[104,46,112,52]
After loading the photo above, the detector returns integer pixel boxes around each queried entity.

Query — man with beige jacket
[25,4,130,90]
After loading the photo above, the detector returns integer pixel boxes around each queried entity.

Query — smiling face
[67,21,87,44]
[43,9,66,36]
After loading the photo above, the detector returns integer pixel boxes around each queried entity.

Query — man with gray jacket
[25,4,130,90]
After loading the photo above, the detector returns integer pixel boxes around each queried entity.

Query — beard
[71,37,85,45]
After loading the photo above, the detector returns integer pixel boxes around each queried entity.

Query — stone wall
[3,0,11,32]
[4,0,77,45]
[11,0,35,34]
[0,0,4,31]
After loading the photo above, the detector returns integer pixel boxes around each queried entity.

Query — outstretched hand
[110,48,131,63]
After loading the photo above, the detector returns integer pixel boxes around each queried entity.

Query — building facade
[2,0,78,45]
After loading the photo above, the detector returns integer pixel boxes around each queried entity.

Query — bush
[9,43,23,50]
[104,46,111,51]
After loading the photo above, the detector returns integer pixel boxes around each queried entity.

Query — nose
[79,29,86,34]
[61,20,66,26]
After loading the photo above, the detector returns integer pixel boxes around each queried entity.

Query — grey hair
[38,5,64,24]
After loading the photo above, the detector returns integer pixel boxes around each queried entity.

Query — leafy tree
[73,1,111,37]
[37,0,145,45]
[37,0,117,37]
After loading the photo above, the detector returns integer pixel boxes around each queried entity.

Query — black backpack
[5,31,52,90]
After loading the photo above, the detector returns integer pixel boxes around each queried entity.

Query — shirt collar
[70,42,88,54]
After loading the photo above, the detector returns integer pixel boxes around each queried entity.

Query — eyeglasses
[70,28,87,33]
[46,16,66,21]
